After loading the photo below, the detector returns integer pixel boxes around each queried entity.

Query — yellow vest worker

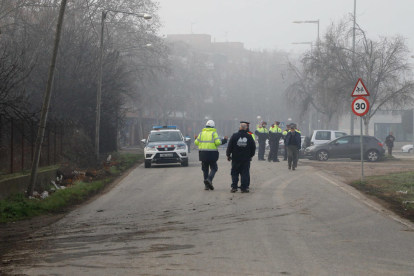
[194,120,228,190]
[268,122,283,162]
[254,122,269,160]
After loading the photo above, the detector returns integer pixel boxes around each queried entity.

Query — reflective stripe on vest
[269,126,282,133]
[257,127,269,133]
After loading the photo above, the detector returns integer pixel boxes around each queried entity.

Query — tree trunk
[324,115,330,130]
[137,109,144,149]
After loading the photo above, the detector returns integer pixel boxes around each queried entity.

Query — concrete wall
[0,168,57,199]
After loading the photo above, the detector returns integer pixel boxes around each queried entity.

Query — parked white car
[310,130,348,146]
[401,144,413,153]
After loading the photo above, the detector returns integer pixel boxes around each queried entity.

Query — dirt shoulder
[301,157,414,182]
[302,157,414,222]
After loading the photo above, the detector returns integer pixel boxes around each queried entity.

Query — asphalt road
[11,150,414,276]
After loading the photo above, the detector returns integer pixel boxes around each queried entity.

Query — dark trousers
[268,140,279,161]
[258,141,266,160]
[287,145,299,168]
[202,161,218,181]
[388,146,393,156]
[231,160,250,190]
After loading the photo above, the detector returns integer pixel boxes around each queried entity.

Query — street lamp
[293,20,320,45]
[119,44,153,55]
[291,42,313,54]
[95,10,152,159]
[121,43,153,51]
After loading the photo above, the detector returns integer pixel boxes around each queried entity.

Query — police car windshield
[148,131,182,142]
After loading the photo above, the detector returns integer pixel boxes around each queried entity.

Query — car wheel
[182,159,189,167]
[317,150,329,161]
[366,150,379,162]
[144,160,151,168]
[409,149,413,154]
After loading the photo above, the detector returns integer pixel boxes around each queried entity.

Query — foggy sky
[156,0,414,53]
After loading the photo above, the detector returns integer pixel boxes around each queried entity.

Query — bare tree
[286,18,414,133]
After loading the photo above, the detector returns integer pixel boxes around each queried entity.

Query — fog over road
[13,151,414,275]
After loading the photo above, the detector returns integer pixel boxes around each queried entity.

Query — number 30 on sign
[352,96,369,116]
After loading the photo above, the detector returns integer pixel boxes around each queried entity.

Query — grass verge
[0,153,143,223]
[350,171,414,222]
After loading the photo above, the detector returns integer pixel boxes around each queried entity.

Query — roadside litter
[397,191,408,194]
[41,191,49,199]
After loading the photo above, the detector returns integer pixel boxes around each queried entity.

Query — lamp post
[293,20,320,134]
[292,41,314,134]
[96,10,151,159]
[293,20,320,45]
[350,0,357,135]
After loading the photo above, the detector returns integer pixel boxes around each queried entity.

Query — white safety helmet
[206,120,215,128]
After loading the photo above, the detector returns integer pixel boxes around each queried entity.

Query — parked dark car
[304,135,385,162]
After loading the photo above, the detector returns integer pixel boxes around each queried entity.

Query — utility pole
[95,11,151,159]
[27,0,68,197]
[350,0,356,135]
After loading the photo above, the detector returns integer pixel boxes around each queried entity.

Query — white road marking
[316,172,414,231]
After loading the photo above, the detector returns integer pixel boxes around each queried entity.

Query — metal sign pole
[360,116,364,182]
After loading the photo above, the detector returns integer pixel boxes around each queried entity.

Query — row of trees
[287,17,414,134]
[0,0,169,153]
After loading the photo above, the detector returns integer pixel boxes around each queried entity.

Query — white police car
[141,126,190,168]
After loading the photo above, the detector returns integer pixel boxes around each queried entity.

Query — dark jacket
[226,130,256,162]
[385,135,395,148]
[284,131,301,150]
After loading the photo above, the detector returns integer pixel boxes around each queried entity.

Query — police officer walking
[194,120,228,190]
[284,125,301,170]
[268,121,282,162]
[226,123,256,193]
[255,121,269,161]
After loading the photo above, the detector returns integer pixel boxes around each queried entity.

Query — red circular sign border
[352,96,369,116]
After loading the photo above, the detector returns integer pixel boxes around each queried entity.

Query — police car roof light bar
[152,125,178,129]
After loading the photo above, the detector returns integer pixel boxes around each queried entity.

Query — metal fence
[0,117,65,174]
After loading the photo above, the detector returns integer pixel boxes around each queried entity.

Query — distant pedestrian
[282,124,292,161]
[385,132,395,156]
[227,123,256,193]
[284,125,301,170]
[268,121,282,162]
[194,120,228,190]
[255,121,269,161]
[185,134,191,153]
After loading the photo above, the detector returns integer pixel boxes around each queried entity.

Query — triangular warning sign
[351,78,370,97]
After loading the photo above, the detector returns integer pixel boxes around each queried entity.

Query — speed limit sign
[352,96,369,116]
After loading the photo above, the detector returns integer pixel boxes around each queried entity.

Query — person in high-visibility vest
[255,121,269,161]
[194,120,228,191]
[268,121,283,162]
[282,124,292,161]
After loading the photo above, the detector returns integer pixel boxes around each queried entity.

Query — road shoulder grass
[0,153,143,223]
[351,171,414,222]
